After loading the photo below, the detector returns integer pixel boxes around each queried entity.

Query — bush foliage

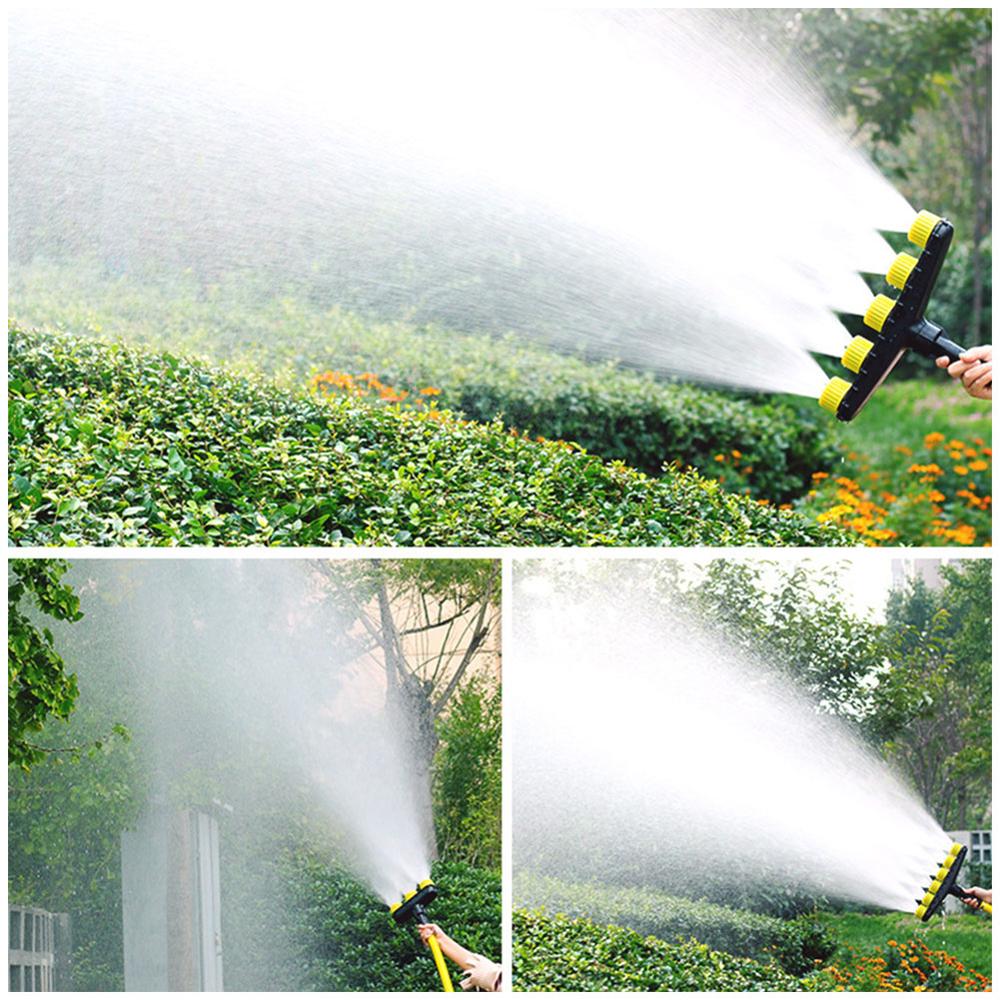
[9,266,838,502]
[286,857,500,992]
[515,873,835,976]
[8,326,845,547]
[433,679,502,869]
[513,908,804,992]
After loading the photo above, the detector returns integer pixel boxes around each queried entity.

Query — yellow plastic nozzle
[941,854,957,871]
[864,294,896,333]
[819,376,851,415]
[842,335,875,374]
[908,210,941,249]
[949,843,963,856]
[389,901,402,915]
[417,878,433,889]
[929,879,942,894]
[915,904,927,919]
[886,251,919,290]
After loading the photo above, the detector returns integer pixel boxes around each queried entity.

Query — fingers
[936,355,951,369]
[967,364,993,399]
[960,345,993,363]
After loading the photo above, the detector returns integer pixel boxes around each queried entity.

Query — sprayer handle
[427,934,455,992]
[981,901,992,916]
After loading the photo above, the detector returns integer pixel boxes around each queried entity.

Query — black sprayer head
[389,879,439,926]
[820,210,973,422]
[914,843,980,921]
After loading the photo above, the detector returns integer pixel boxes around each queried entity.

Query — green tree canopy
[8,559,83,771]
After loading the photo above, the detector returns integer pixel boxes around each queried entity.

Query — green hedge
[285,857,500,992]
[9,265,838,501]
[7,326,847,547]
[513,908,804,991]
[515,873,835,976]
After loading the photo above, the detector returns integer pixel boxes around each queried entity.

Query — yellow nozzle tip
[950,843,963,856]
[389,901,402,914]
[929,879,942,894]
[915,904,927,919]
[842,335,875,374]
[864,294,896,333]
[819,376,851,415]
[417,879,433,889]
[886,251,919,290]
[921,891,935,906]
[908,210,941,249]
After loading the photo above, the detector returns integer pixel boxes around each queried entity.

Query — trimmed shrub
[515,873,835,976]
[7,326,847,547]
[284,857,500,992]
[513,908,804,991]
[9,265,838,501]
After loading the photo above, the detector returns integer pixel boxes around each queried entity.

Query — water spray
[819,210,985,420]
[915,843,992,921]
[390,880,455,992]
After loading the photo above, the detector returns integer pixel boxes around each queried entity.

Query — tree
[316,559,500,853]
[9,559,84,771]
[674,559,885,723]
[876,562,991,827]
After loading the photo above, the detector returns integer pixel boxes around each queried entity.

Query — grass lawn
[837,377,992,472]
[818,909,992,978]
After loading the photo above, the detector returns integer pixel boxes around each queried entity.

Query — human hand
[963,887,992,909]
[418,923,442,946]
[937,345,992,400]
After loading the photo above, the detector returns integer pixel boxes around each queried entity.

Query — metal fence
[9,906,69,991]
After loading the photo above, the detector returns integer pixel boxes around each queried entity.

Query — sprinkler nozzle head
[389,880,439,925]
[886,251,919,290]
[842,335,875,374]
[819,376,851,415]
[908,210,942,249]
[863,294,896,333]
[915,903,928,919]
[949,842,963,857]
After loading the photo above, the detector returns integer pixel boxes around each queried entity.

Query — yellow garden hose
[427,934,455,992]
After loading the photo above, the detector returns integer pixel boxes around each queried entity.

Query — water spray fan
[820,210,978,421]
[914,843,992,921]
[390,879,455,992]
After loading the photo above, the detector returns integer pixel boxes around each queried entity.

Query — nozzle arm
[907,318,966,364]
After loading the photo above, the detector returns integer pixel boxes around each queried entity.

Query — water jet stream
[10,6,913,397]
[513,561,952,915]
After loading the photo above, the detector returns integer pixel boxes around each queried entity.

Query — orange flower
[954,465,969,476]
[419,386,441,396]
[924,432,945,447]
[969,460,988,471]
[812,471,829,480]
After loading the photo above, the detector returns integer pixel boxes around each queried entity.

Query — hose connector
[819,376,851,415]
[842,335,875,374]
[886,251,919,290]
[908,210,942,249]
[863,294,896,333]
